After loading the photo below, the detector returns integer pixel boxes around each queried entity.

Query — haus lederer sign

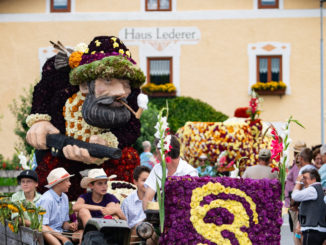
[119,27,200,42]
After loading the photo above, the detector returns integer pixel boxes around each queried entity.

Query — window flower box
[253,88,286,96]
[144,91,176,98]
[141,82,177,98]
[251,81,286,96]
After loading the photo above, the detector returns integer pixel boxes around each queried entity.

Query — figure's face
[89,179,108,195]
[302,173,316,188]
[80,78,132,129]
[20,178,38,193]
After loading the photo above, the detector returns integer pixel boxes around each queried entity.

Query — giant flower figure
[154,106,171,232]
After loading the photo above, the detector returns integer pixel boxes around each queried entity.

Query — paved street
[281,213,293,245]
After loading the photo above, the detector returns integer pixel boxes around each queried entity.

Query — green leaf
[290,119,305,129]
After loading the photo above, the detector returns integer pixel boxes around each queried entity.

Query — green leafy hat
[69,36,146,88]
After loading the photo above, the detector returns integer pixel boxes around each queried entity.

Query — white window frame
[248,42,291,95]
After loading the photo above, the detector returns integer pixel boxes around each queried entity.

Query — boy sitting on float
[11,170,41,226]
[36,167,77,245]
[73,168,126,231]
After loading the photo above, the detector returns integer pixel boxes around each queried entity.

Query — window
[51,0,71,12]
[258,0,279,9]
[257,56,282,83]
[147,57,172,84]
[146,0,171,11]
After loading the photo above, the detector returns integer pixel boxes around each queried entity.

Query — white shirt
[121,191,146,228]
[292,182,326,232]
[144,158,198,192]
[298,164,316,175]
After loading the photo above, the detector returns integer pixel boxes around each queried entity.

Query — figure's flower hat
[64,36,145,88]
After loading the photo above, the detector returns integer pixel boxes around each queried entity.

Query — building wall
[0,0,324,157]
[0,0,46,13]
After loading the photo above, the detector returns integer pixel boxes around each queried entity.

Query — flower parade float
[176,92,277,174]
[25,36,148,200]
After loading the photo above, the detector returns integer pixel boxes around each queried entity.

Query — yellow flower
[119,49,124,55]
[95,40,102,47]
[113,42,119,48]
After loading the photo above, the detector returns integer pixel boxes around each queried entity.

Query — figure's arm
[73,197,106,212]
[142,187,156,211]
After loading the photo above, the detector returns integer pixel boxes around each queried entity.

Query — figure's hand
[62,135,107,164]
[26,121,60,150]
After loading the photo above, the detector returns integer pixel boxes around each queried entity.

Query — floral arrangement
[176,121,276,174]
[269,116,304,200]
[251,81,286,92]
[141,82,176,94]
[0,198,46,233]
[161,176,282,244]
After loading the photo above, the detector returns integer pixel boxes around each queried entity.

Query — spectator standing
[292,169,326,245]
[313,146,323,170]
[285,141,306,245]
[196,154,215,177]
[242,149,278,179]
[298,148,315,175]
[140,141,155,169]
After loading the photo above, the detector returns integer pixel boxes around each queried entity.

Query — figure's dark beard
[82,93,131,129]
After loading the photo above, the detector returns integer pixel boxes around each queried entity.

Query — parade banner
[161,176,282,245]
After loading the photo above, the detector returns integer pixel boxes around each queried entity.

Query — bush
[149,96,228,133]
[9,84,34,155]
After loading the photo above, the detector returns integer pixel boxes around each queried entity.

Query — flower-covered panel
[161,176,282,245]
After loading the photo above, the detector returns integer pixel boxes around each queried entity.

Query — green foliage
[0,178,17,187]
[133,103,159,154]
[149,96,228,133]
[9,84,34,155]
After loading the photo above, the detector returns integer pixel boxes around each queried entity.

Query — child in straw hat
[73,168,126,229]
[36,167,77,245]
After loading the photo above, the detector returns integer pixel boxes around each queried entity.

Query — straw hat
[45,167,74,188]
[293,140,307,153]
[80,168,115,189]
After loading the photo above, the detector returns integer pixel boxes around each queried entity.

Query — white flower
[230,168,239,178]
[18,152,29,170]
[154,130,161,139]
[163,135,171,151]
[74,42,88,53]
[137,93,148,110]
